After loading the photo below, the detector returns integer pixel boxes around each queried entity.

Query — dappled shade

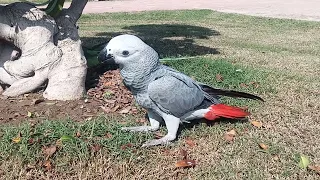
[81,24,220,58]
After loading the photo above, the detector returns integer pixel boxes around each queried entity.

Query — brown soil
[0,69,140,125]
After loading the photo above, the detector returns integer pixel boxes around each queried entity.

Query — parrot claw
[141,135,175,147]
[121,126,158,132]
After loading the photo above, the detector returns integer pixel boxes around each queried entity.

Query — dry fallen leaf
[251,121,263,128]
[185,138,196,147]
[28,138,34,144]
[90,144,101,153]
[75,131,81,138]
[226,129,236,136]
[43,160,52,171]
[224,129,236,142]
[112,105,120,112]
[27,111,33,118]
[175,159,196,168]
[119,106,131,114]
[259,143,269,150]
[273,155,279,161]
[120,143,133,150]
[12,132,22,143]
[43,145,57,159]
[308,165,320,174]
[105,132,112,139]
[215,74,224,82]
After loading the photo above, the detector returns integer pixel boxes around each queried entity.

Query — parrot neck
[119,46,161,92]
[120,62,160,93]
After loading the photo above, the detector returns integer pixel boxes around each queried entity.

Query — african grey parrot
[98,34,263,147]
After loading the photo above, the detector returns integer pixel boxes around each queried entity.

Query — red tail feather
[204,104,250,120]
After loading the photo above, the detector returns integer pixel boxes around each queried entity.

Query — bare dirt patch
[0,69,139,125]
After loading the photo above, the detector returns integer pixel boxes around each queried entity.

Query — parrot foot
[121,126,159,132]
[141,134,175,147]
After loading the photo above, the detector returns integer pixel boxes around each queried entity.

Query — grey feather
[148,74,204,117]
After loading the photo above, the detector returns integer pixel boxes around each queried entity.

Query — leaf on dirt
[224,129,236,142]
[43,160,52,171]
[185,138,196,147]
[43,145,57,159]
[91,144,101,153]
[215,74,224,82]
[175,159,196,168]
[298,154,310,169]
[12,132,22,143]
[308,165,320,174]
[259,143,269,150]
[31,98,44,105]
[251,121,263,128]
[27,111,33,118]
[120,143,133,150]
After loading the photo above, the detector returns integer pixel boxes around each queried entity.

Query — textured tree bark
[0,0,88,100]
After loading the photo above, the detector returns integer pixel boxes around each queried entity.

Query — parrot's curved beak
[98,49,116,64]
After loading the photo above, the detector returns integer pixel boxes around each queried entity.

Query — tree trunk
[0,0,88,100]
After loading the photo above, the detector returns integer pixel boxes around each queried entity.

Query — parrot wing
[147,73,205,117]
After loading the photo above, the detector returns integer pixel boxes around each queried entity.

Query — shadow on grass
[177,117,248,137]
[83,24,220,89]
[83,24,220,58]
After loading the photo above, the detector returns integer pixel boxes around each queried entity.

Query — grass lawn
[1,10,320,179]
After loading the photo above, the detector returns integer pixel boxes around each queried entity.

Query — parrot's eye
[122,50,129,56]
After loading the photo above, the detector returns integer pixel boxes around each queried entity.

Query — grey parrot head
[98,34,159,69]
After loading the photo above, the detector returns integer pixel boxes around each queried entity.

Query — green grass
[1,9,320,179]
[0,116,150,163]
